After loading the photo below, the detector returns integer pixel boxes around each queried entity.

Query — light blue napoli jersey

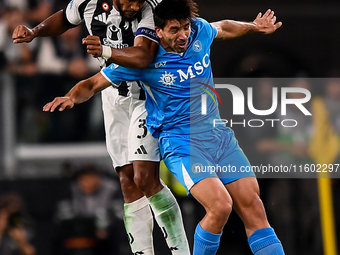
[101,18,221,137]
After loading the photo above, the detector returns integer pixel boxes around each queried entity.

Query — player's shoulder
[192,17,211,29]
[68,0,88,7]
[140,0,160,15]
[191,17,216,38]
[145,0,162,10]
[65,0,88,12]
[67,0,104,9]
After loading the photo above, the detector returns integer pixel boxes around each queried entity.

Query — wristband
[101,45,112,60]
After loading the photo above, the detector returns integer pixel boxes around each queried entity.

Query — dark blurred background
[0,0,340,254]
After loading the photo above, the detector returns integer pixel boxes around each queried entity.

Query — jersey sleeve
[101,64,144,87]
[145,0,162,10]
[196,18,218,45]
[64,0,85,26]
[135,3,159,44]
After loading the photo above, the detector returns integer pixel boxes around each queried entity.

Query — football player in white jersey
[12,0,190,254]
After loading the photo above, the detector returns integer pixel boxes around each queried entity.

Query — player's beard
[162,37,188,53]
[116,0,138,20]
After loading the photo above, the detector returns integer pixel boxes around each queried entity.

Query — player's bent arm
[66,72,111,103]
[110,36,159,69]
[84,35,158,69]
[212,9,282,40]
[43,73,111,112]
[32,10,70,37]
[13,10,69,43]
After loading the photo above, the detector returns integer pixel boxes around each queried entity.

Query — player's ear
[155,26,162,39]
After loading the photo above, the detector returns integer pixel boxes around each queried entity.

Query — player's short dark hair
[154,0,199,29]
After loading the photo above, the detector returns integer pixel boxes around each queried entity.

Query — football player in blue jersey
[43,0,284,254]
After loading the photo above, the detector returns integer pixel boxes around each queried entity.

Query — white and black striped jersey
[63,0,161,98]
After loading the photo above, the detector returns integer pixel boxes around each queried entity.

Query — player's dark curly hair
[154,0,199,29]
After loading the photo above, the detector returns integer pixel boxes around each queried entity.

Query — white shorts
[101,86,160,169]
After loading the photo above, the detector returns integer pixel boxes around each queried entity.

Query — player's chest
[83,1,140,47]
[153,52,211,87]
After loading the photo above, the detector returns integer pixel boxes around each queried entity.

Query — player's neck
[160,40,179,54]
[112,0,120,14]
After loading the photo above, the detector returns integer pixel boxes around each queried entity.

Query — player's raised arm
[12,10,69,44]
[212,9,282,40]
[43,72,110,112]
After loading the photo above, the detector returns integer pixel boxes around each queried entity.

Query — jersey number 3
[137,119,147,139]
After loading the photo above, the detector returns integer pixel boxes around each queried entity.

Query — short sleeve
[145,0,162,10]
[196,18,218,45]
[101,64,144,86]
[135,3,159,43]
[64,0,85,26]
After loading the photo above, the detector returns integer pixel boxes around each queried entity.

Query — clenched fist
[82,35,103,58]
[12,25,36,44]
